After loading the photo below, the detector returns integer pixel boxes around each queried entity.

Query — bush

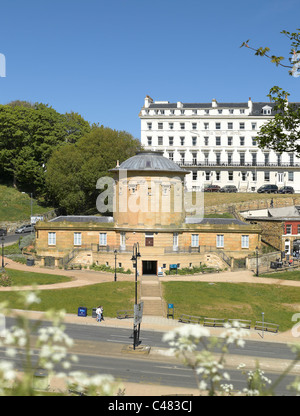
[89,263,132,274]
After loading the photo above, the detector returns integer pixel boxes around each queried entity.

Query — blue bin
[78,307,87,317]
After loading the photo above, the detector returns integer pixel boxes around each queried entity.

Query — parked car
[15,224,35,234]
[278,186,295,194]
[219,185,238,193]
[0,228,7,237]
[257,185,278,194]
[204,184,221,192]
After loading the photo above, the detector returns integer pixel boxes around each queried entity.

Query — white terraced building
[139,95,300,192]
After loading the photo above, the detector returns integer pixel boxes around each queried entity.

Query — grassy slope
[162,281,300,331]
[0,184,53,222]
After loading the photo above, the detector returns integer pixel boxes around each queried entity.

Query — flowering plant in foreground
[162,321,300,396]
[0,289,117,396]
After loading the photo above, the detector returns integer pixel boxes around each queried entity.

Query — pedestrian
[96,305,102,323]
[270,198,274,208]
[100,305,104,321]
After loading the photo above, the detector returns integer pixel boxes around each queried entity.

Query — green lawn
[3,269,72,286]
[260,270,300,281]
[0,281,136,318]
[162,281,300,332]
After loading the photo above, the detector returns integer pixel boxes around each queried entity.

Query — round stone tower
[110,151,189,227]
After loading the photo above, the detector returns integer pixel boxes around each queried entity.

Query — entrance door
[278,172,284,184]
[142,261,157,275]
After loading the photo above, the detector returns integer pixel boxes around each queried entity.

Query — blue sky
[0,0,300,139]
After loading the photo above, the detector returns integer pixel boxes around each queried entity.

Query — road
[2,317,300,395]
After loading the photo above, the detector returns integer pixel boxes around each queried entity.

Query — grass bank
[2,269,71,286]
[0,184,53,222]
[162,281,300,332]
[0,281,136,317]
[260,270,300,281]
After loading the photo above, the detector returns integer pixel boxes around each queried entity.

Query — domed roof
[111,151,189,174]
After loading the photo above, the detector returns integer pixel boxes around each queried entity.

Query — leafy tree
[241,29,300,155]
[0,103,91,195]
[45,126,142,214]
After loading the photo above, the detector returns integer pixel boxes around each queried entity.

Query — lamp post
[256,246,259,277]
[114,250,117,282]
[131,243,141,349]
[1,236,5,272]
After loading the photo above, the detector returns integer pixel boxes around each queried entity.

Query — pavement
[2,257,300,396]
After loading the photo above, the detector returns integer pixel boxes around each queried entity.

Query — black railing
[176,161,300,168]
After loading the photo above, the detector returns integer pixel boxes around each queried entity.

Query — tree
[0,103,91,195]
[241,29,300,155]
[45,126,142,214]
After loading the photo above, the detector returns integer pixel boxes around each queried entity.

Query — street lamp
[131,243,141,349]
[1,236,5,272]
[256,246,259,277]
[114,250,117,282]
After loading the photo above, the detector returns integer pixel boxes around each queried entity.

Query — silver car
[15,224,35,234]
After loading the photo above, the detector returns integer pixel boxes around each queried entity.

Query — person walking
[100,305,104,321]
[96,305,102,323]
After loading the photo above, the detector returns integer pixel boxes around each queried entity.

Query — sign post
[133,301,144,349]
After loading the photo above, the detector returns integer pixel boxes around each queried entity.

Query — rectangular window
[205,171,210,180]
[169,137,174,146]
[204,137,209,146]
[227,136,233,146]
[192,137,197,146]
[48,232,56,246]
[191,234,199,247]
[252,123,257,130]
[169,122,174,130]
[180,137,185,146]
[147,136,152,146]
[252,137,257,146]
[228,122,233,130]
[216,234,224,248]
[216,171,220,181]
[158,122,163,129]
[173,232,179,249]
[216,137,221,146]
[180,123,185,130]
[204,123,209,130]
[168,152,174,161]
[147,123,152,130]
[228,171,233,181]
[288,172,294,181]
[240,137,245,146]
[192,171,197,180]
[298,225,300,234]
[286,225,292,235]
[158,136,163,146]
[145,232,154,247]
[74,232,82,246]
[192,152,197,164]
[239,122,245,130]
[99,233,107,246]
[264,171,270,181]
[192,123,197,130]
[120,232,126,249]
[241,235,249,248]
[215,122,221,130]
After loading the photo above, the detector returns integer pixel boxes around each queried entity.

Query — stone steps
[140,276,164,316]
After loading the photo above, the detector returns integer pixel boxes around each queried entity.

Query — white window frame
[48,232,56,246]
[74,232,82,246]
[241,235,249,249]
[99,233,107,246]
[216,234,224,248]
[191,234,199,247]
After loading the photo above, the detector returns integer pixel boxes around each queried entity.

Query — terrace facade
[140,96,300,192]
